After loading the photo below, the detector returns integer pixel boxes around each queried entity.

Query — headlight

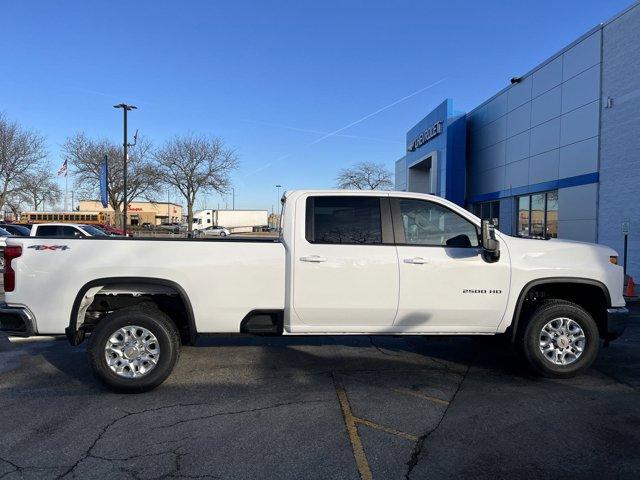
[609,256,618,265]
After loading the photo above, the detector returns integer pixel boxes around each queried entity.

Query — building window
[516,190,558,239]
[472,200,500,229]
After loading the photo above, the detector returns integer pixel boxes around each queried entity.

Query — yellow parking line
[391,387,450,406]
[334,383,373,480]
[354,417,418,442]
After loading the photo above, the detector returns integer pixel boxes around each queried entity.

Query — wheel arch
[510,277,611,342]
[67,277,197,346]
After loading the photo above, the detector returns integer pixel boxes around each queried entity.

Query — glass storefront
[516,190,558,239]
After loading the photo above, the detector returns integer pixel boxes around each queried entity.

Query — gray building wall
[599,2,640,280]
[466,28,604,241]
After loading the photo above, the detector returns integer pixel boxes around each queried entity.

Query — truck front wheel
[521,299,599,378]
[87,304,181,393]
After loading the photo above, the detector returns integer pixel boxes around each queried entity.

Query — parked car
[95,223,127,236]
[1,224,31,236]
[0,190,629,392]
[156,223,182,233]
[28,223,107,237]
[195,225,230,237]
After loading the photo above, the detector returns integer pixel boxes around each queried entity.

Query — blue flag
[100,155,109,208]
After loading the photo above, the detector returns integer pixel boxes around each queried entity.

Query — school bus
[20,211,108,224]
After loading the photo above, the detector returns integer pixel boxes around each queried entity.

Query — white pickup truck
[0,190,629,392]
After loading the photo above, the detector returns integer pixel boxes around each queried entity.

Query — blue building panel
[396,99,467,206]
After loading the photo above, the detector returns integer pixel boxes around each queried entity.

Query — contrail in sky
[241,119,403,144]
[301,77,447,149]
[245,77,447,178]
[245,77,447,177]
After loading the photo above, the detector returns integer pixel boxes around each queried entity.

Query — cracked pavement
[1,305,639,479]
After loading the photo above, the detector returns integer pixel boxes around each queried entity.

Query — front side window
[398,199,478,247]
[80,225,107,236]
[306,196,382,244]
[61,226,83,237]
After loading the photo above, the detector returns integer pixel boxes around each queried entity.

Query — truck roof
[283,189,444,202]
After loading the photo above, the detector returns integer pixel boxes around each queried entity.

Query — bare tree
[336,161,393,190]
[155,134,238,233]
[62,133,159,224]
[17,163,62,211]
[3,192,27,220]
[0,113,47,212]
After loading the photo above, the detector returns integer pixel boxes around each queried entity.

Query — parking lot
[0,305,638,480]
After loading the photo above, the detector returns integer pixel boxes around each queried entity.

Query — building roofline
[194,209,269,213]
[79,199,183,208]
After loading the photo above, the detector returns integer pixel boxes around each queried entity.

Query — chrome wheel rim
[105,325,160,378]
[539,317,586,366]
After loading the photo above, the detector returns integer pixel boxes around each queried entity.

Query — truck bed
[5,236,286,335]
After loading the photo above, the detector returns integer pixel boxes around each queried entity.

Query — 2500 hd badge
[463,289,502,294]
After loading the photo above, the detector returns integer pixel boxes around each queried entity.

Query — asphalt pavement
[1,306,639,479]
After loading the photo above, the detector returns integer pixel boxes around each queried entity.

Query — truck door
[292,195,399,331]
[391,197,510,332]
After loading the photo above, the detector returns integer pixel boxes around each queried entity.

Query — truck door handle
[404,257,427,264]
[300,255,327,263]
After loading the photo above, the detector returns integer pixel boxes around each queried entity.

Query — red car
[95,223,130,236]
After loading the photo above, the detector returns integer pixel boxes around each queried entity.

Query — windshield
[80,225,108,236]
[8,225,31,235]
[0,227,11,236]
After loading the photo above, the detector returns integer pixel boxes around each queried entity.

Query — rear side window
[306,196,382,244]
[35,225,59,236]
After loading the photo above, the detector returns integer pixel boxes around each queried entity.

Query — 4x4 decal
[27,245,70,251]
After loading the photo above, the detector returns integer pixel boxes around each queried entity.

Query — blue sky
[0,0,632,211]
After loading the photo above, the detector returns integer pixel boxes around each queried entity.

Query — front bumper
[605,306,629,341]
[0,303,36,337]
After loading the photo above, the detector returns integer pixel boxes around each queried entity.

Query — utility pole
[113,103,137,234]
[276,184,282,208]
[275,184,282,215]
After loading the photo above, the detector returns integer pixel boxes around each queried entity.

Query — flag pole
[64,170,68,211]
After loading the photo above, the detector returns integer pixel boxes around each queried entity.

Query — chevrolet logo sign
[407,121,443,152]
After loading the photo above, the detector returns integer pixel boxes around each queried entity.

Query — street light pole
[232,187,235,210]
[113,103,137,235]
[275,184,282,216]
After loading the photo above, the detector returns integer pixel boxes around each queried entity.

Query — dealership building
[395,2,640,280]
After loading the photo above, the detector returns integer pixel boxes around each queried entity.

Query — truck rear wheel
[87,304,181,393]
[521,299,599,378]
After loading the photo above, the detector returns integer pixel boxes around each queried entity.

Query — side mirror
[481,219,500,262]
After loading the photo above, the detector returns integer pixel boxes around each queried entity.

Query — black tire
[87,303,181,393]
[521,299,599,378]
[220,232,227,237]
